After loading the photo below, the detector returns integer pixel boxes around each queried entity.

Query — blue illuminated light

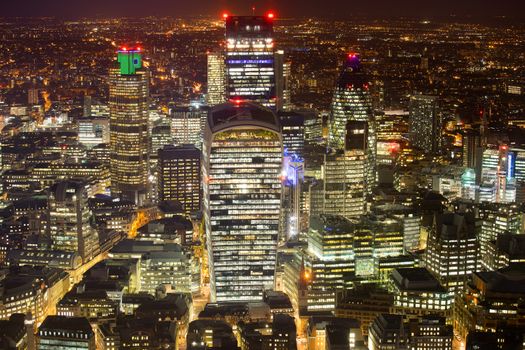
[227,59,273,64]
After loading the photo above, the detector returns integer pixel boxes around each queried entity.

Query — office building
[368,314,407,350]
[486,233,525,270]
[409,94,441,154]
[77,117,110,148]
[423,212,480,295]
[462,129,482,176]
[37,316,95,350]
[335,285,394,337]
[108,46,149,204]
[314,121,370,219]
[48,180,99,263]
[275,50,292,111]
[150,124,173,160]
[238,314,297,350]
[203,102,282,302]
[328,55,376,190]
[281,155,304,240]
[407,316,453,350]
[137,216,194,246]
[206,51,226,106]
[0,267,70,325]
[478,202,523,269]
[368,314,452,350]
[171,105,207,149]
[187,320,239,350]
[57,289,118,321]
[307,316,365,350]
[390,268,452,318]
[455,263,525,339]
[307,214,355,295]
[279,111,305,158]
[329,54,374,150]
[466,329,525,350]
[479,145,525,203]
[157,144,201,215]
[28,88,39,105]
[224,14,277,109]
[109,239,192,295]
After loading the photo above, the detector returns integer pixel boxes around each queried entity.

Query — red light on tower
[267,12,275,19]
[222,12,229,19]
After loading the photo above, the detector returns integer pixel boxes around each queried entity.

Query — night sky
[2,0,525,19]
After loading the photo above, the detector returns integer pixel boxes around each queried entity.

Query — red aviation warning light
[222,12,229,20]
[267,12,275,19]
[230,98,243,106]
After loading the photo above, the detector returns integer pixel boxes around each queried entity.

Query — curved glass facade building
[329,55,376,192]
[329,55,374,148]
[203,102,282,302]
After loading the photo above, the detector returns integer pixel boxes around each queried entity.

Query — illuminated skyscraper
[478,145,525,203]
[409,94,441,154]
[203,102,282,302]
[158,144,201,215]
[275,50,292,111]
[281,154,304,240]
[329,54,376,191]
[206,51,226,106]
[171,105,208,149]
[109,46,149,204]
[48,180,99,263]
[423,212,480,295]
[224,14,277,109]
[314,121,369,219]
[329,55,374,147]
[279,111,305,158]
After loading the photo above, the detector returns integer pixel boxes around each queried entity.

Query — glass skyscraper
[409,94,441,155]
[203,102,282,302]
[109,47,149,204]
[224,15,276,109]
[329,54,376,192]
[206,51,226,106]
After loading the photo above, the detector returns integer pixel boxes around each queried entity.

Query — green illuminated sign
[118,51,142,75]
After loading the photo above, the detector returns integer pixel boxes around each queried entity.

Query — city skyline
[1,5,525,350]
[2,0,525,20]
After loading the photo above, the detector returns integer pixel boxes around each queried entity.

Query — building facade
[109,47,149,204]
[203,102,282,302]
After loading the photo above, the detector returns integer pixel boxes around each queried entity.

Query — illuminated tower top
[224,14,274,41]
[117,46,143,75]
[337,54,370,90]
